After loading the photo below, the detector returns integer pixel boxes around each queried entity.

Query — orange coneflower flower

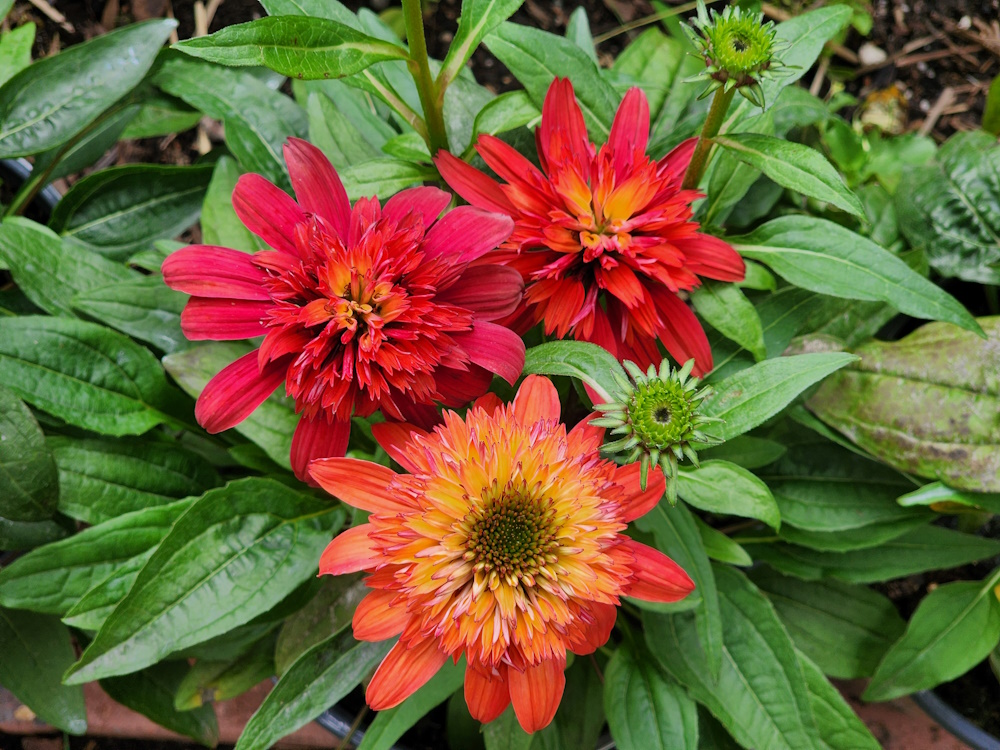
[436,78,745,376]
[311,375,695,733]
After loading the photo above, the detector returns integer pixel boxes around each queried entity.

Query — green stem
[681,86,736,191]
[401,0,448,155]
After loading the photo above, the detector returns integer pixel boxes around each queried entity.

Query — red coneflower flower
[163,138,525,481]
[436,78,745,376]
[311,375,695,733]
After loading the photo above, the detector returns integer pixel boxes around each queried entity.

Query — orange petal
[472,392,503,415]
[353,590,410,642]
[318,524,380,576]
[370,421,427,474]
[568,602,617,655]
[308,458,408,514]
[464,664,510,724]
[508,658,566,733]
[615,463,666,522]
[623,538,695,603]
[366,638,449,710]
[512,375,561,425]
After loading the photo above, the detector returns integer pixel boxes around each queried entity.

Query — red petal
[284,137,351,240]
[465,664,510,724]
[291,416,350,484]
[195,350,285,433]
[422,206,513,264]
[353,590,410,641]
[370,421,427,474]
[508,658,566,734]
[366,638,450,710]
[650,291,713,377]
[538,78,591,176]
[309,457,408,514]
[162,246,269,300]
[232,174,307,256]
[622,538,695,603]
[677,235,746,283]
[180,298,269,340]
[434,150,516,214]
[383,186,451,227]
[568,602,617,655]
[476,135,548,191]
[567,413,605,449]
[438,265,523,321]
[512,375,560,424]
[615,463,666,522]
[318,523,380,576]
[658,137,698,183]
[434,365,494,408]
[472,392,503,415]
[607,87,650,178]
[451,322,525,386]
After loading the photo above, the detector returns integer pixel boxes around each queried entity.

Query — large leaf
[798,651,880,750]
[0,19,175,157]
[0,316,184,436]
[64,478,342,683]
[201,155,259,250]
[732,216,979,334]
[551,655,606,750]
[235,631,391,750]
[896,131,1000,284]
[62,552,158,631]
[808,318,1000,492]
[749,567,905,679]
[676,460,780,529]
[0,515,69,551]
[864,574,1000,701]
[0,608,86,734]
[31,104,140,183]
[523,340,627,403]
[306,91,382,169]
[604,642,698,750]
[339,158,438,201]
[691,281,765,361]
[73,275,188,353]
[0,385,57,522]
[49,163,213,260]
[174,638,276,708]
[440,0,523,86]
[0,23,35,88]
[484,705,533,750]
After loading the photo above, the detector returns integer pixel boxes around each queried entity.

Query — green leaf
[703,352,859,441]
[0,19,176,157]
[32,104,140,183]
[0,23,35,88]
[307,91,382,169]
[175,638,276,709]
[692,282,766,361]
[464,91,539,158]
[984,74,1000,135]
[604,642,698,750]
[677,460,780,529]
[236,631,391,750]
[121,90,202,140]
[699,435,786,470]
[0,498,193,615]
[777,519,930,553]
[797,651,880,750]
[552,655,606,750]
[484,22,619,141]
[154,56,307,191]
[359,660,465,750]
[0,316,183,436]
[201,155,259,250]
[0,216,132,318]
[49,163,213,260]
[484,705,534,750]
[565,7,597,62]
[732,216,980,334]
[175,16,408,79]
[713,134,863,217]
[163,342,298,470]
[380,132,431,161]
[62,552,156,631]
[0,385,57,522]
[749,566,905,679]
[441,0,523,86]
[808,318,1000,492]
[0,608,86,734]
[0,515,69,551]
[694,517,753,567]
[101,662,219,746]
[49,437,220,524]
[644,565,820,750]
[897,482,1000,514]
[523,341,627,403]
[64,478,341,683]
[610,28,683,117]
[339,158,438,201]
[73,276,186,354]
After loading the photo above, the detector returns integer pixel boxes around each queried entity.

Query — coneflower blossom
[436,78,745,376]
[163,138,525,481]
[311,375,695,733]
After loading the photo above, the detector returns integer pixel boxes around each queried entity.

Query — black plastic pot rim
[913,690,1000,750]
[1,157,63,213]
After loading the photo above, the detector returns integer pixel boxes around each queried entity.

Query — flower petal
[437,265,524,321]
[318,523,380,576]
[366,638,450,710]
[676,235,746,283]
[658,137,698,183]
[512,375,561,424]
[284,137,351,239]
[568,602,617,655]
[434,365,494,408]
[434,150,516,214]
[232,174,307,256]
[538,78,592,176]
[650,290,713,377]
[195,350,286,433]
[472,392,503,415]
[162,246,269,300]
[309,457,409,514]
[180,298,269,340]
[615,463,666,522]
[383,186,451,227]
[370,421,427,474]
[464,664,511,724]
[622,538,695,603]
[353,589,410,642]
[451,321,525,385]
[291,416,350,484]
[607,87,650,178]
[508,658,566,734]
[422,206,514,264]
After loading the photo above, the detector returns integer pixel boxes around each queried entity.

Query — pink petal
[284,137,351,240]
[437,265,524,320]
[353,589,410,641]
[366,638,450,710]
[607,87,650,178]
[309,457,409,514]
[434,365,494,408]
[622,538,695,603]
[370,421,427,474]
[232,173,307,256]
[465,664,510,724]
[383,186,451,227]
[512,375,560,424]
[162,246,270,300]
[650,291,713,377]
[508,658,566,734]
[434,150,516,215]
[451,321,525,386]
[422,206,513,263]
[180,298,269,340]
[615,463,666,522]
[195,350,286,433]
[291,416,350,484]
[318,523,380,576]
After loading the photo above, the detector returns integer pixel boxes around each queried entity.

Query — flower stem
[401,0,449,155]
[681,86,736,191]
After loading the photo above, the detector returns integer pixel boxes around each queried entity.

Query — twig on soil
[26,0,74,34]
[809,55,829,97]
[592,1,698,45]
[918,86,956,136]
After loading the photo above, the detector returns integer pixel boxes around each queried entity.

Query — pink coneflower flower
[311,375,695,733]
[163,138,525,481]
[436,79,745,376]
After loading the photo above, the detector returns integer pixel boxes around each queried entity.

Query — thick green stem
[401,0,449,155]
[681,86,736,191]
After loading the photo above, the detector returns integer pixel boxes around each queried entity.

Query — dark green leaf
[699,435,786,470]
[483,705,534,750]
[552,655,605,750]
[62,552,155,631]
[523,341,627,403]
[441,0,523,86]
[798,651,880,749]
[32,104,140,182]
[175,637,276,709]
[677,460,780,529]
[777,519,930,552]
[0,384,57,522]
[692,282,766,361]
[0,515,69,551]
[73,275,188,353]
[897,482,1000,514]
[984,74,1000,135]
